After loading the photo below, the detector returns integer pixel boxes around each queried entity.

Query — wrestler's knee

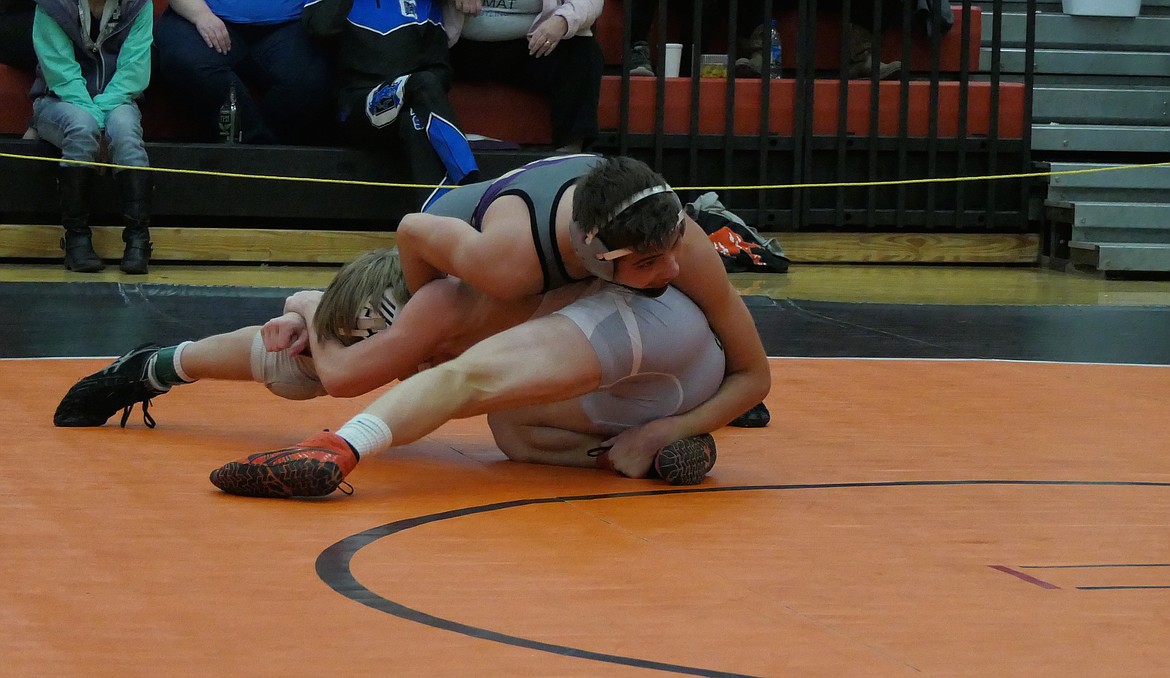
[487,412,535,463]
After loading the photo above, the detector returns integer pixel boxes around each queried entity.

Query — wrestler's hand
[528,16,568,58]
[193,12,231,54]
[454,0,482,16]
[262,312,309,354]
[283,289,324,318]
[601,418,681,479]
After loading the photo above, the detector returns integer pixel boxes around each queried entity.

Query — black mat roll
[4,282,1169,365]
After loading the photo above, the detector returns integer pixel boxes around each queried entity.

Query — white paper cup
[664,43,683,78]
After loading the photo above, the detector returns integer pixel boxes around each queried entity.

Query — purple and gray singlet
[424,153,604,293]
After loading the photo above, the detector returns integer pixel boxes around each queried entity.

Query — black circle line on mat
[315,480,1170,678]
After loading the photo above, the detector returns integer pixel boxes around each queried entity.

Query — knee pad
[365,75,411,128]
[249,332,328,401]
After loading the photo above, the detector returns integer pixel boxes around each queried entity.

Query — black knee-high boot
[117,169,153,274]
[59,166,104,272]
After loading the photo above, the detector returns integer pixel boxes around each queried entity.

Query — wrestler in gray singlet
[424,153,604,292]
[554,283,726,435]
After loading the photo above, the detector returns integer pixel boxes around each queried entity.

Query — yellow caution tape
[3,150,1168,192]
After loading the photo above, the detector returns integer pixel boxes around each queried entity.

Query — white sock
[336,413,393,458]
[171,341,195,383]
[144,340,195,392]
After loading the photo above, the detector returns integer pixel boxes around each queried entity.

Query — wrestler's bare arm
[659,215,772,436]
[283,277,549,398]
[293,281,462,397]
[397,198,546,299]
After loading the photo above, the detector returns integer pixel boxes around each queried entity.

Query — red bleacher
[592,1,983,75]
[1,3,1013,145]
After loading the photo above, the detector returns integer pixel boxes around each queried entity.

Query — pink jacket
[443,0,604,46]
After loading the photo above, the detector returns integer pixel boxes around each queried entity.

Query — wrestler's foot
[209,431,359,498]
[53,343,165,428]
[728,401,770,428]
[653,433,717,485]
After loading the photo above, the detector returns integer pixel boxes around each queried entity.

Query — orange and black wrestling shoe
[209,431,359,498]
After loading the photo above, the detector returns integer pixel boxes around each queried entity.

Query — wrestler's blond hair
[313,247,411,347]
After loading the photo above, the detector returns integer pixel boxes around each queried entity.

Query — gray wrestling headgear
[570,185,685,281]
[348,287,406,340]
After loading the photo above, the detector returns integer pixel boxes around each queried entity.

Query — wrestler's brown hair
[313,247,411,347]
[571,156,682,253]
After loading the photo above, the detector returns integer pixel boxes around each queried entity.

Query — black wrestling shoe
[53,344,165,428]
[653,433,717,485]
[728,401,770,428]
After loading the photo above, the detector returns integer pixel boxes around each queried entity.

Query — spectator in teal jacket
[30,0,155,274]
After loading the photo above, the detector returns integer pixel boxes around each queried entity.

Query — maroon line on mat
[990,565,1061,589]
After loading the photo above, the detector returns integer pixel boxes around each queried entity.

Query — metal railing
[602,0,1038,233]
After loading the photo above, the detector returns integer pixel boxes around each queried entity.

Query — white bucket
[1062,0,1141,17]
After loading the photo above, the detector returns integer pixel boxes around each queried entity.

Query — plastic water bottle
[769,19,782,79]
[218,81,239,144]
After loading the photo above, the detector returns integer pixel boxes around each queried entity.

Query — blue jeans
[32,97,149,170]
[153,9,332,144]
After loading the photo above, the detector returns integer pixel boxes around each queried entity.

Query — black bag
[686,192,790,274]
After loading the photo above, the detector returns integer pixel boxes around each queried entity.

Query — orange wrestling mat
[4,358,1170,676]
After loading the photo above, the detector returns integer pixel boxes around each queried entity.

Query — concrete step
[992,47,1170,76]
[1033,86,1170,126]
[1045,162,1170,202]
[1047,201,1170,243]
[992,12,1170,49]
[1032,123,1170,152]
[1069,240,1170,271]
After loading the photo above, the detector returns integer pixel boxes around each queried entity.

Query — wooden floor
[5,261,1170,306]
[4,263,1170,676]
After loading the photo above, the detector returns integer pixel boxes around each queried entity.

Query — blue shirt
[205,0,304,24]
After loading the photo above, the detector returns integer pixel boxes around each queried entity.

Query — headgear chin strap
[350,287,405,339]
[572,185,683,281]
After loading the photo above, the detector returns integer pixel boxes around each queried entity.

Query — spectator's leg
[630,0,656,45]
[519,37,603,151]
[395,69,480,206]
[105,103,153,274]
[731,0,769,79]
[627,0,656,76]
[345,68,479,209]
[828,0,898,79]
[32,97,104,272]
[153,9,259,142]
[243,20,333,145]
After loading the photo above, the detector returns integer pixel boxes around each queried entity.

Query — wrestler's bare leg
[487,399,605,469]
[179,327,260,381]
[359,315,602,447]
